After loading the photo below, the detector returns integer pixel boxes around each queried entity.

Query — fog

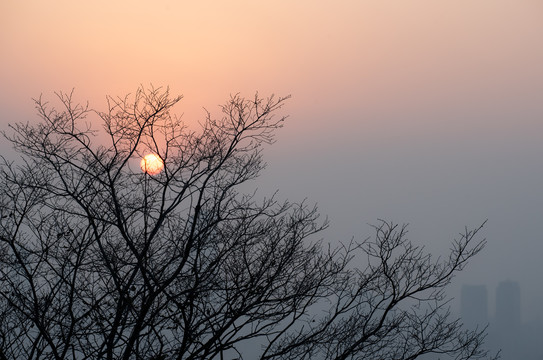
[2,1,542,358]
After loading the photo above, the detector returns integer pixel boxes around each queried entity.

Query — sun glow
[140,154,164,175]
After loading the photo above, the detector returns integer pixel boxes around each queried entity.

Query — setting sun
[140,153,164,175]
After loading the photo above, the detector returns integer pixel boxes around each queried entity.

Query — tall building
[495,280,521,330]
[461,284,488,329]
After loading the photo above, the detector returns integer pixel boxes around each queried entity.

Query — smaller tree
[0,86,496,359]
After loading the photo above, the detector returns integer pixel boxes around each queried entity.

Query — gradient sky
[2,0,543,326]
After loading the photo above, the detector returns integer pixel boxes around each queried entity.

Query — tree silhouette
[0,87,496,359]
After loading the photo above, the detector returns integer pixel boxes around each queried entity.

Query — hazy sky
[2,1,543,323]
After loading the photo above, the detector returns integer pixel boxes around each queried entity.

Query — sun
[140,153,164,175]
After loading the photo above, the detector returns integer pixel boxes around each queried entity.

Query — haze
[1,1,542,357]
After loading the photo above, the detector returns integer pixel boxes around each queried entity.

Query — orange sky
[2,1,541,131]
[2,0,543,321]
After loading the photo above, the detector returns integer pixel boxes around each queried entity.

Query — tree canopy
[0,87,495,359]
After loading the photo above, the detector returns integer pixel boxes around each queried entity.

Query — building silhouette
[495,280,521,330]
[460,284,488,329]
[460,281,543,360]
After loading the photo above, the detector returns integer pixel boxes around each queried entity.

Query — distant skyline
[2,0,542,325]
[461,280,542,359]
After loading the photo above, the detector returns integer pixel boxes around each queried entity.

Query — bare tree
[0,87,496,359]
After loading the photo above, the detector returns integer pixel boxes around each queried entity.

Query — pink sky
[2,0,543,321]
[3,1,541,130]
